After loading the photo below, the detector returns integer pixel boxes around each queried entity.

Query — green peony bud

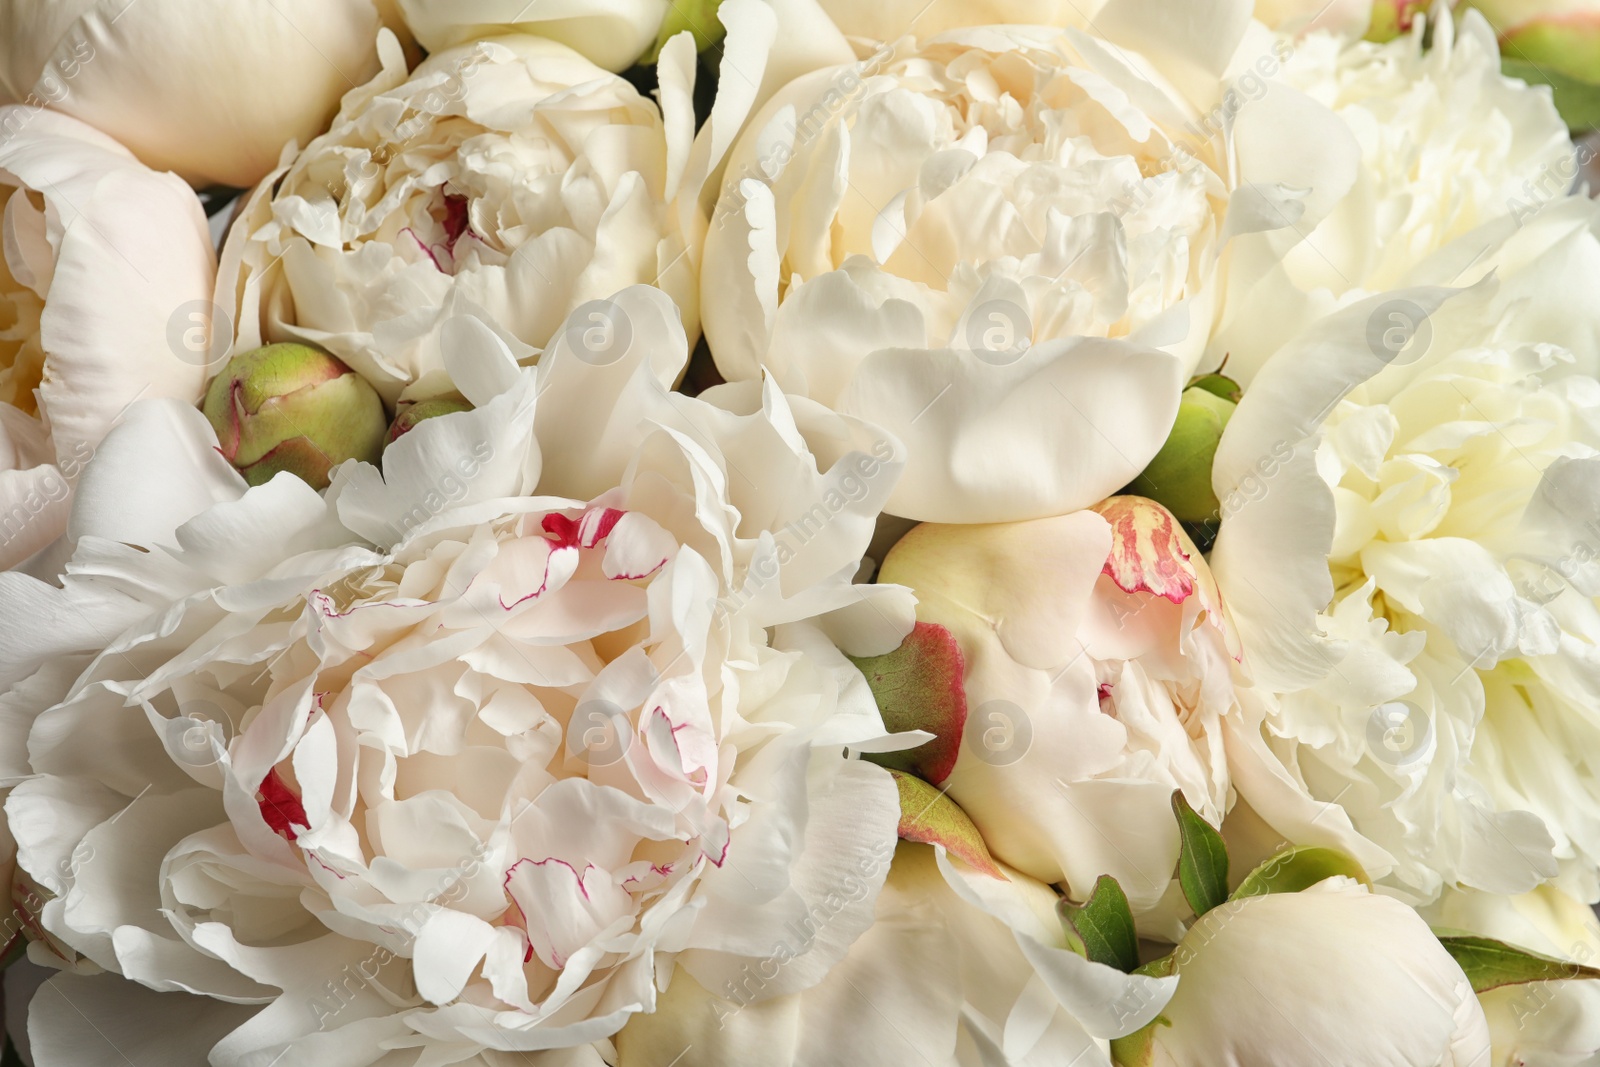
[386,396,473,445]
[1462,0,1600,130]
[1126,381,1237,525]
[203,343,387,490]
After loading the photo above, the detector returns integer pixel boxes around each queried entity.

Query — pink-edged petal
[504,856,630,971]
[601,510,676,581]
[1090,496,1242,660]
[1091,496,1197,604]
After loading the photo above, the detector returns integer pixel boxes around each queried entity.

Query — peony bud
[1127,878,1491,1066]
[1126,380,1236,525]
[386,396,473,444]
[1462,0,1600,128]
[202,344,387,490]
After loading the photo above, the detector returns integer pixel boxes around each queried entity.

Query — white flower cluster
[0,0,1599,1065]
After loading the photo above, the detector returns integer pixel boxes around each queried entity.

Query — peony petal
[28,972,256,1067]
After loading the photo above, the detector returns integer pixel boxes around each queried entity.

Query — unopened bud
[203,343,386,490]
[387,396,473,444]
[1127,380,1237,525]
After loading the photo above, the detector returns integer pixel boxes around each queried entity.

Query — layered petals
[0,106,213,571]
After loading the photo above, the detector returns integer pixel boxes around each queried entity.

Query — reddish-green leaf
[890,770,1003,878]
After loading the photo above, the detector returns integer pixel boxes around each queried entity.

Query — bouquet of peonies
[2,0,1600,1064]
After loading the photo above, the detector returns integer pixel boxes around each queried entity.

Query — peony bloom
[1212,196,1600,903]
[0,287,922,1064]
[1427,884,1600,1067]
[0,0,403,189]
[700,0,1368,522]
[0,106,213,572]
[877,497,1247,914]
[217,31,703,406]
[1211,6,1574,382]
[1145,878,1492,1066]
[613,841,1176,1066]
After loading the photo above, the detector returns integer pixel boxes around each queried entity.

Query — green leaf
[849,622,968,785]
[1230,846,1369,900]
[1059,874,1141,974]
[889,770,1004,878]
[1503,59,1600,133]
[1172,791,1228,919]
[1438,936,1600,994]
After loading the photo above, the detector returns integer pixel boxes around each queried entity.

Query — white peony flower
[876,497,1255,916]
[1211,6,1574,383]
[699,0,1383,522]
[613,842,1176,1066]
[1144,878,1492,1066]
[217,31,703,406]
[0,106,214,573]
[0,286,923,1065]
[0,0,405,188]
[1212,196,1600,904]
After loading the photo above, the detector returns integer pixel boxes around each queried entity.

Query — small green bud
[203,343,387,490]
[387,396,473,445]
[1127,384,1237,525]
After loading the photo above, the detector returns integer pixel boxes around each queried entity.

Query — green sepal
[1058,874,1141,974]
[1186,373,1241,404]
[1438,935,1600,994]
[889,770,1004,878]
[1172,791,1228,919]
[1108,955,1177,1066]
[1230,846,1369,900]
[849,622,967,785]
